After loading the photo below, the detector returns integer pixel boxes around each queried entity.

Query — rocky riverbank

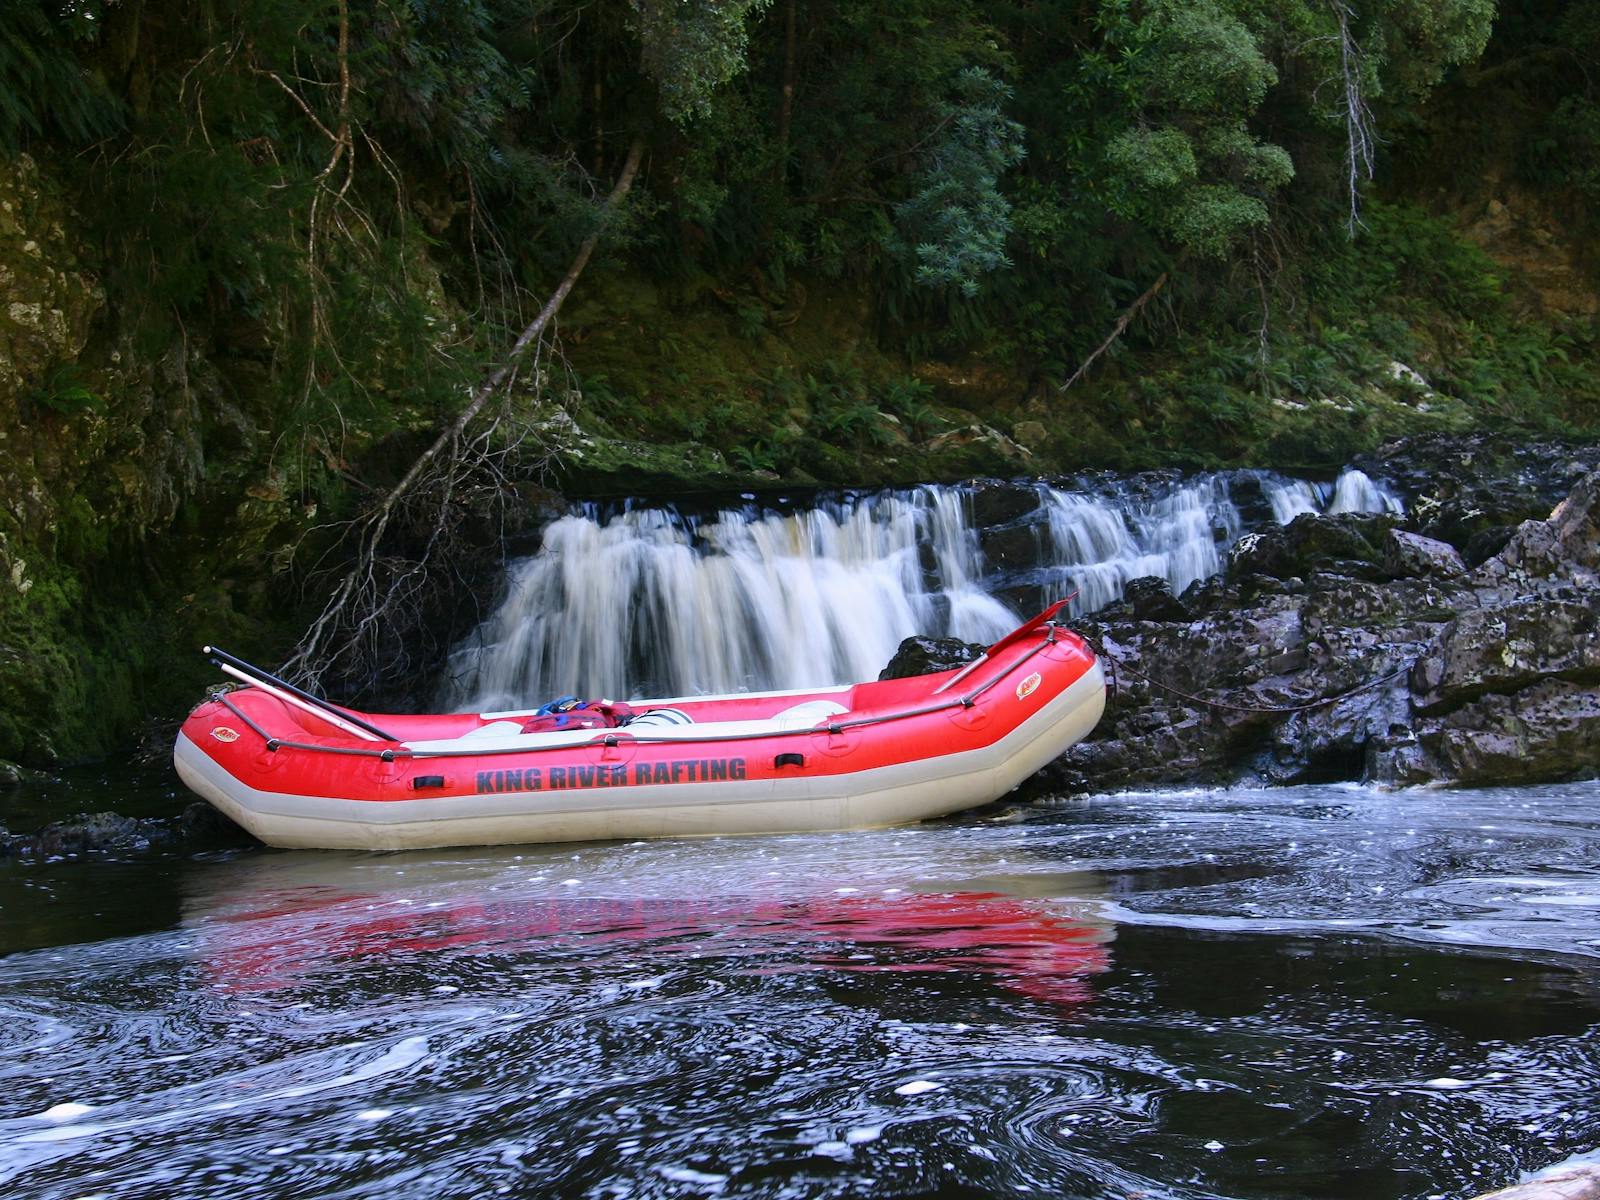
[882,433,1600,794]
[1029,438,1600,793]
[0,803,247,859]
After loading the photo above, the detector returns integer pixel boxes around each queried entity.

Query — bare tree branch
[774,0,798,183]
[1057,272,1169,393]
[1331,0,1377,237]
[282,140,647,689]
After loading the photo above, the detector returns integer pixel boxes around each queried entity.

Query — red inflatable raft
[174,601,1106,850]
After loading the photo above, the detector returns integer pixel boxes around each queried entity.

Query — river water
[4,780,1598,1199]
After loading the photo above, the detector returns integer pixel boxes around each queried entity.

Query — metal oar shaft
[214,663,384,742]
[204,646,399,742]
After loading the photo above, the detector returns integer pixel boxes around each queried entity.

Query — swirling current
[3,780,1600,1199]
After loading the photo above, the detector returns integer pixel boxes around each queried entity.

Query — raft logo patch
[1015,672,1042,701]
[211,726,240,743]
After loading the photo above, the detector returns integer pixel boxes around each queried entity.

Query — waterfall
[440,469,1401,710]
[1037,477,1246,613]
[1327,468,1405,516]
[1261,469,1404,522]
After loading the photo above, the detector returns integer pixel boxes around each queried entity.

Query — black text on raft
[475,758,749,794]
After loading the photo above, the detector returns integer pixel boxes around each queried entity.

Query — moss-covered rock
[0,154,103,395]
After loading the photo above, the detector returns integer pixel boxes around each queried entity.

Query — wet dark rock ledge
[0,803,250,859]
[1054,467,1600,792]
[889,459,1600,794]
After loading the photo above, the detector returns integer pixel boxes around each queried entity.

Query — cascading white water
[1261,469,1404,523]
[441,469,1401,710]
[1266,480,1323,524]
[1327,468,1405,515]
[443,490,1019,710]
[1038,477,1247,613]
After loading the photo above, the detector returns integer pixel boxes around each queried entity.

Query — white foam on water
[14,1038,437,1145]
[37,1103,95,1123]
[16,1121,106,1144]
[1528,893,1600,907]
[657,1166,728,1188]
[273,1036,431,1101]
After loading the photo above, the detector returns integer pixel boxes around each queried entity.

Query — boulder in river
[0,803,253,858]
[1351,432,1600,554]
[177,800,251,844]
[879,635,988,681]
[1118,576,1193,623]
[1383,529,1466,579]
[27,811,159,856]
[1227,512,1396,583]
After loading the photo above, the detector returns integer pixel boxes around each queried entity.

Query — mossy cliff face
[0,156,99,761]
[0,156,308,764]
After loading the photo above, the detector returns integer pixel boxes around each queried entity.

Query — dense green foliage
[0,4,121,147]
[1,0,1598,761]
[5,0,1594,456]
[896,67,1025,295]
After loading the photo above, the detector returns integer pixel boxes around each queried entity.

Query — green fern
[0,5,122,151]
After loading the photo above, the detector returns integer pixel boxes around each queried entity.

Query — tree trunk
[773,0,798,184]
[593,37,606,176]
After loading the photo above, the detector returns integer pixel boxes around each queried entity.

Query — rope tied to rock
[1081,634,1413,716]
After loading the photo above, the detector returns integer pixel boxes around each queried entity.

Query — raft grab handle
[931,595,1077,696]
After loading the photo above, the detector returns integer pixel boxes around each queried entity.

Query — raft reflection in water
[186,851,1114,1009]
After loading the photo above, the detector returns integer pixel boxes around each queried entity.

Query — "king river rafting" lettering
[475,758,749,794]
